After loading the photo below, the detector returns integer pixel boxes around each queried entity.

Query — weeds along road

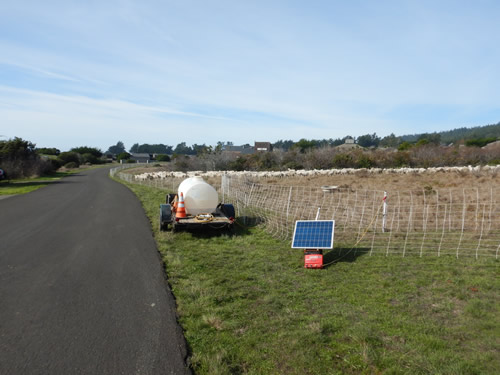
[0,167,190,375]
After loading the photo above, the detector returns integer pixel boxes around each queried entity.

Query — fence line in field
[111,167,500,259]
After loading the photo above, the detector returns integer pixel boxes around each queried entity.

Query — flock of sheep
[133,165,500,181]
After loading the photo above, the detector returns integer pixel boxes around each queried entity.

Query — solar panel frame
[291,220,335,249]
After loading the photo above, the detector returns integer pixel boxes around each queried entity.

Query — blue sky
[1,0,499,152]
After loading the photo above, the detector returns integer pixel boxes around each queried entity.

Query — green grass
[122,181,500,375]
[0,170,80,195]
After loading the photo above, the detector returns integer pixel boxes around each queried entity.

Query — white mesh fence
[112,167,500,259]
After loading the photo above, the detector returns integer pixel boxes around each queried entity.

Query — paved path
[0,168,189,374]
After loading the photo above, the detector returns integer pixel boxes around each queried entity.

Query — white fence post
[382,192,387,233]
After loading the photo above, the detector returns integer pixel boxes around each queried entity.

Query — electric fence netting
[111,167,500,259]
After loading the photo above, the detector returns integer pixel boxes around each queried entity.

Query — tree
[357,133,380,148]
[129,143,173,154]
[117,152,131,161]
[192,143,210,156]
[417,133,441,145]
[36,147,60,156]
[174,142,193,155]
[292,139,318,153]
[156,154,171,162]
[273,140,293,151]
[330,138,344,146]
[0,137,37,161]
[380,133,400,148]
[0,137,52,178]
[106,141,125,155]
[70,146,102,158]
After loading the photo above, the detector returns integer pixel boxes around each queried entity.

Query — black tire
[221,204,236,219]
[159,212,164,231]
[226,223,235,235]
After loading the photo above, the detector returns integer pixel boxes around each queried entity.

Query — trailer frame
[159,198,235,232]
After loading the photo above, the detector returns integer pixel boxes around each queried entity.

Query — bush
[283,161,304,170]
[392,151,411,167]
[465,137,497,148]
[0,137,54,178]
[228,156,247,171]
[332,153,353,168]
[57,152,81,167]
[398,141,413,151]
[36,147,60,156]
[156,154,171,162]
[356,154,375,168]
[81,153,99,164]
[64,162,79,169]
[50,158,62,170]
[70,146,102,158]
[117,152,131,161]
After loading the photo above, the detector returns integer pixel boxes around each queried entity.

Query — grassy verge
[0,165,108,196]
[122,181,499,375]
[0,172,71,195]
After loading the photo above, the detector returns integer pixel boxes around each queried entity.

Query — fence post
[382,192,387,233]
[286,186,293,220]
[221,174,225,204]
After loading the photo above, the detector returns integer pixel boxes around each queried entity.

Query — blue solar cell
[292,220,335,249]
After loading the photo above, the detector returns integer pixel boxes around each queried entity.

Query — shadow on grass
[0,179,73,188]
[180,216,262,239]
[322,247,369,268]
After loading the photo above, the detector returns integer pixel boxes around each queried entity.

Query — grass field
[122,180,499,374]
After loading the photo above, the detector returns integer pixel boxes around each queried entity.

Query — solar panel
[292,220,335,249]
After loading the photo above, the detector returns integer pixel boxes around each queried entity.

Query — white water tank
[178,176,219,215]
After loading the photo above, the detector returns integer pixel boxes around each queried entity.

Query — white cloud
[1,1,499,150]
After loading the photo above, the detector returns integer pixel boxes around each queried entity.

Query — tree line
[110,122,500,157]
[2,122,498,179]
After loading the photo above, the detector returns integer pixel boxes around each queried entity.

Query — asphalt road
[0,168,190,374]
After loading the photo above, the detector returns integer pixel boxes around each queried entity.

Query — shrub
[398,141,412,151]
[156,154,171,162]
[228,156,247,171]
[332,153,353,168]
[70,146,102,158]
[64,162,79,169]
[356,154,375,168]
[392,151,411,167]
[283,161,303,170]
[81,153,99,164]
[0,137,52,178]
[50,158,62,170]
[36,147,60,156]
[465,137,497,147]
[117,152,131,161]
[57,152,81,167]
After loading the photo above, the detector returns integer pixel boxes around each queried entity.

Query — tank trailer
[159,176,235,231]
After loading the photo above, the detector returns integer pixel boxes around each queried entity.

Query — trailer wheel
[159,211,165,231]
[226,223,235,234]
[221,204,235,219]
[160,204,172,232]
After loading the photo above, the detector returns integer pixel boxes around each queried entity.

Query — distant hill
[401,122,500,144]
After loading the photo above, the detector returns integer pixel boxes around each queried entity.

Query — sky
[1,0,500,152]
